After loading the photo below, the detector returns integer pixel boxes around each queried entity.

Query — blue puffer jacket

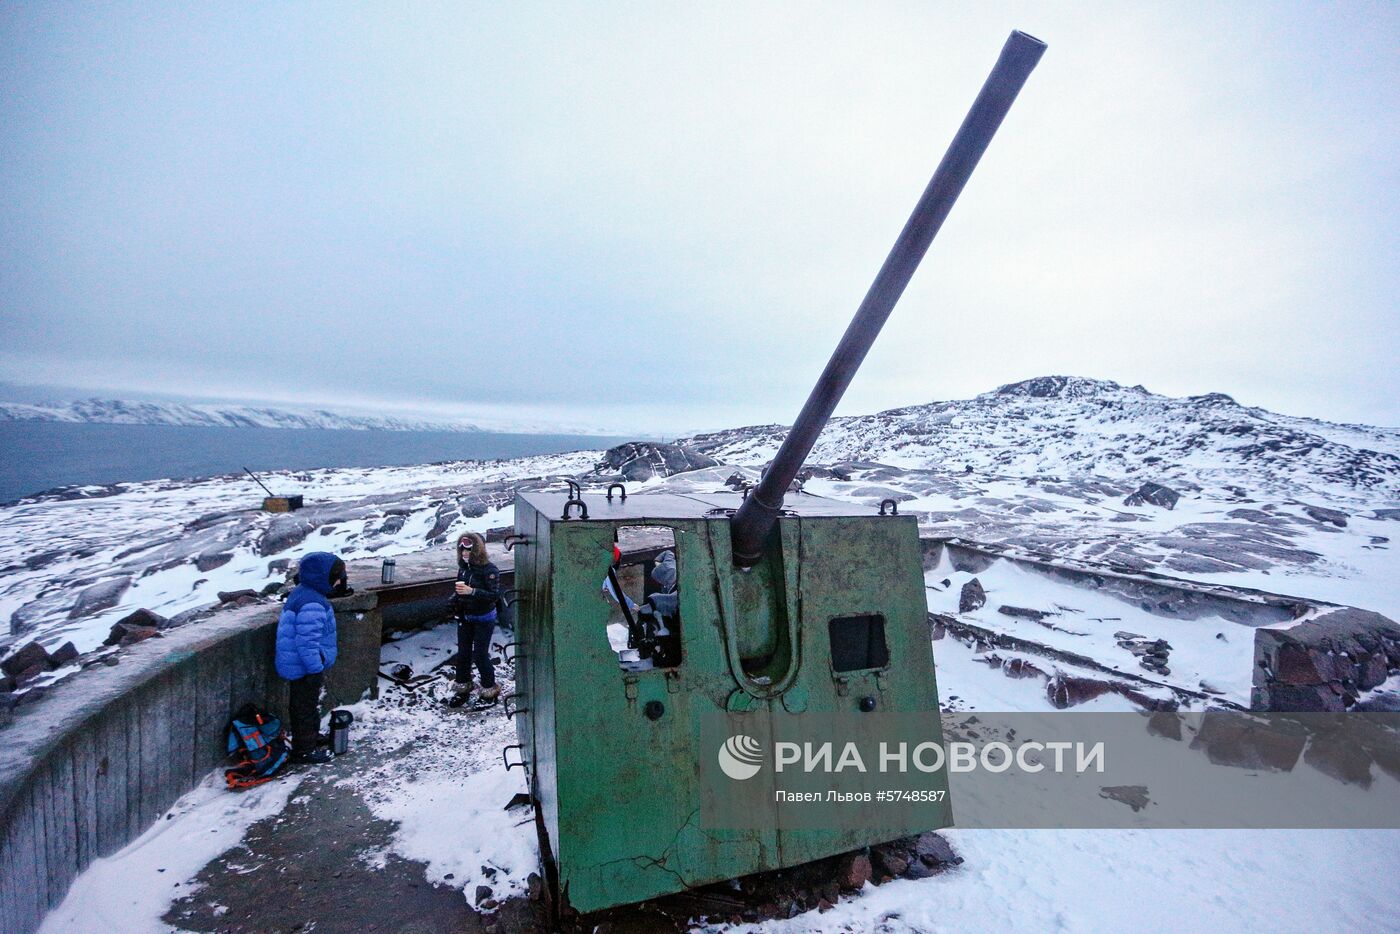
[275,552,340,680]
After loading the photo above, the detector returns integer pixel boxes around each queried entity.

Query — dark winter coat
[451,559,501,619]
[275,552,340,680]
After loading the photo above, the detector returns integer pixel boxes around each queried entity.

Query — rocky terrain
[3,376,1397,685]
[1,398,497,433]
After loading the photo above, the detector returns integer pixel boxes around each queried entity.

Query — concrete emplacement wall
[0,588,388,934]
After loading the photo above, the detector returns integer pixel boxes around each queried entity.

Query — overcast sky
[2,3,1396,435]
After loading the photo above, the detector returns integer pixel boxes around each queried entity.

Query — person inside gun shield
[447,532,501,708]
[635,550,681,668]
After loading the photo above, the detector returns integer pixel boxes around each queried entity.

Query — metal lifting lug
[623,675,639,701]
[562,498,589,520]
[606,482,627,502]
[499,588,521,608]
[501,641,520,665]
[879,499,899,516]
[501,744,526,771]
[564,479,582,500]
[503,534,531,551]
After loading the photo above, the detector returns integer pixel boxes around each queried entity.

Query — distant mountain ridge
[684,376,1400,502]
[0,398,489,433]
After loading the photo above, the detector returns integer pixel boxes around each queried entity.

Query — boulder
[218,589,259,604]
[68,577,132,619]
[195,551,234,572]
[116,608,170,630]
[2,641,52,677]
[1123,482,1180,510]
[1098,785,1151,812]
[913,832,962,867]
[1303,505,1348,528]
[835,853,872,890]
[958,578,986,613]
[258,516,316,557]
[598,442,719,482]
[49,642,80,667]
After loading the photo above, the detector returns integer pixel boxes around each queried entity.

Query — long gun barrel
[729,29,1047,566]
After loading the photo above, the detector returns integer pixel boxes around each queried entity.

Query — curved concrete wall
[0,594,380,934]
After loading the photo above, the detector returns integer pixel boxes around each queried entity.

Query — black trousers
[456,617,496,688]
[287,672,323,753]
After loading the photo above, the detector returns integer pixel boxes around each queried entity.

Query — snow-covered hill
[0,398,492,432]
[2,376,1397,662]
[686,376,1400,503]
[0,398,575,434]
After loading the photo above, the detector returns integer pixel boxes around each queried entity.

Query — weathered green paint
[512,490,950,914]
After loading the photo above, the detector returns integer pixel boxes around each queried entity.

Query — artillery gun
[506,29,1046,918]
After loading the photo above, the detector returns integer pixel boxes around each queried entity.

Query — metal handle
[503,693,529,718]
[563,498,589,520]
[502,744,526,771]
[879,498,899,516]
[499,588,520,608]
[501,641,520,664]
[503,534,531,551]
[565,479,582,500]
[607,482,627,502]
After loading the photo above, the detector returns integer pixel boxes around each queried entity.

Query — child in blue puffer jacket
[276,551,346,764]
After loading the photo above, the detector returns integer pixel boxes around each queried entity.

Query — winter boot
[477,684,500,703]
[446,682,473,709]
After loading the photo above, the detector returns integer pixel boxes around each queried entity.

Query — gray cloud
[1,2,1397,433]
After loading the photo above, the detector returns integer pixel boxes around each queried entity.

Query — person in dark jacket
[275,551,345,763]
[448,532,501,707]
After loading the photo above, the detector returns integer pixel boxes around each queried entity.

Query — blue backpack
[224,703,290,790]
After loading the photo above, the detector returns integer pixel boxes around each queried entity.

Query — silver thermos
[381,558,396,585]
[329,709,353,755]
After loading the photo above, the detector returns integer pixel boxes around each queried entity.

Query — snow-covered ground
[11,375,1400,930]
[36,623,1400,933]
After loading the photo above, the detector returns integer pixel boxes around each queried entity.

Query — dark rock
[913,832,962,867]
[1123,481,1180,510]
[1099,785,1151,812]
[49,642,80,667]
[527,873,543,901]
[958,578,986,613]
[102,655,120,666]
[218,589,259,604]
[1303,732,1374,787]
[1047,674,1113,709]
[0,675,13,693]
[258,516,316,557]
[1191,712,1307,769]
[195,551,234,572]
[68,577,131,619]
[869,843,909,879]
[1374,508,1400,521]
[474,885,493,906]
[266,558,291,575]
[119,626,159,647]
[389,663,413,681]
[2,641,51,677]
[105,619,161,647]
[998,605,1051,621]
[598,442,718,482]
[14,663,47,686]
[1302,505,1348,528]
[260,582,285,597]
[835,853,871,890]
[117,608,170,630]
